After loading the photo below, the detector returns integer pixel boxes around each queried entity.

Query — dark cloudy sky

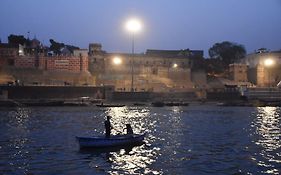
[1,0,281,56]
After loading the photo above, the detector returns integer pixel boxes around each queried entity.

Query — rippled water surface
[0,105,280,174]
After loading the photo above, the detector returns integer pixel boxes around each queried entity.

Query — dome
[31,38,41,48]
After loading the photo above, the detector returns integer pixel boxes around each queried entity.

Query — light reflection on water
[3,107,32,174]
[91,106,161,174]
[252,107,281,175]
[0,106,281,174]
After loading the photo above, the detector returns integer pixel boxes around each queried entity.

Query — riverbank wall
[0,85,111,100]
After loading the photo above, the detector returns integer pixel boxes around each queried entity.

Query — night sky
[1,0,281,57]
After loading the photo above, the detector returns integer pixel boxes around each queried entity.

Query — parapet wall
[0,86,106,99]
[13,55,88,73]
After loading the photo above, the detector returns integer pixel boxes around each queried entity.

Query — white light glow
[264,58,274,67]
[126,18,142,33]
[113,57,122,65]
[173,63,178,68]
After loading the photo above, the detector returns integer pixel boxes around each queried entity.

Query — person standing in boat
[104,116,112,138]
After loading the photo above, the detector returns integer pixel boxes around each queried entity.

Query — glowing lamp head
[264,58,274,67]
[126,18,142,33]
[113,57,122,65]
[173,63,178,68]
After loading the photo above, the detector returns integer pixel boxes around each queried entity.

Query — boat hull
[76,133,145,148]
[96,104,125,107]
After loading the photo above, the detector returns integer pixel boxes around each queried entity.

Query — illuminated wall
[90,53,194,92]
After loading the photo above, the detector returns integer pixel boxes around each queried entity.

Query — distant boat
[165,102,189,106]
[0,100,22,107]
[76,133,146,148]
[133,103,146,106]
[96,103,125,107]
[21,100,64,106]
[63,101,91,106]
[151,101,165,107]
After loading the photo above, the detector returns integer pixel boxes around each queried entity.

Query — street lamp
[264,58,275,87]
[112,57,122,65]
[126,18,142,92]
[264,58,274,67]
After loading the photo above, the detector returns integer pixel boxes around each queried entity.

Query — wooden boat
[76,133,146,148]
[165,102,189,106]
[151,101,165,107]
[63,101,91,106]
[133,103,146,106]
[21,100,64,106]
[96,103,125,107]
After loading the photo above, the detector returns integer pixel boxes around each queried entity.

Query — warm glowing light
[173,63,178,68]
[264,58,274,67]
[113,57,122,65]
[126,18,142,33]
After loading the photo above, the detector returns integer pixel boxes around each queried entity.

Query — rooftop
[146,49,203,58]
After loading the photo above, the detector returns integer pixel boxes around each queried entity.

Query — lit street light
[126,18,142,33]
[113,57,122,65]
[264,58,274,67]
[125,18,142,92]
[173,63,178,68]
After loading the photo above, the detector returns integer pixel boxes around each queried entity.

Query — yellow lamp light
[264,58,274,67]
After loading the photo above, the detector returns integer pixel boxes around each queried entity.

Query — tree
[49,39,65,55]
[8,34,31,46]
[208,41,246,66]
[49,39,79,55]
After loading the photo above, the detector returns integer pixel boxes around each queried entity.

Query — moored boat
[21,100,64,106]
[96,103,125,107]
[151,101,165,107]
[76,133,146,148]
[133,103,146,106]
[165,102,189,106]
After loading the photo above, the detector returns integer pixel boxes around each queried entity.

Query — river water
[0,105,280,175]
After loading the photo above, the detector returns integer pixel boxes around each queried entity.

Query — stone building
[0,41,92,86]
[0,43,19,67]
[241,50,281,87]
[242,49,281,68]
[89,43,203,92]
[229,63,248,82]
[38,56,88,73]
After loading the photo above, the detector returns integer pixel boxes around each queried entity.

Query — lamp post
[112,57,122,65]
[126,18,142,92]
[264,58,275,87]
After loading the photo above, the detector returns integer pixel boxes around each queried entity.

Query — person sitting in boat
[104,116,112,138]
[124,124,134,135]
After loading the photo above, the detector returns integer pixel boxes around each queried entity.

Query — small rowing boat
[76,133,146,148]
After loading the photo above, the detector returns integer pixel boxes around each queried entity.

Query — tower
[89,43,102,56]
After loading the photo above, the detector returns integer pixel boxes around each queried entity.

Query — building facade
[242,50,281,68]
[89,44,203,92]
[229,63,248,82]
[0,43,19,67]
[0,41,91,86]
[0,43,88,73]
[241,50,281,87]
[38,56,88,73]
